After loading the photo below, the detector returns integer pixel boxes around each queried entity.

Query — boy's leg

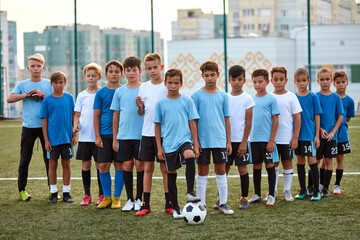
[135,160,144,201]
[183,149,196,196]
[97,163,112,208]
[61,158,73,203]
[123,160,135,202]
[143,161,155,206]
[323,157,333,197]
[295,155,307,198]
[282,159,294,201]
[265,162,276,198]
[38,128,50,189]
[81,160,92,197]
[48,158,59,203]
[197,165,209,206]
[160,162,172,211]
[252,164,262,200]
[113,162,124,209]
[335,154,344,193]
[238,165,249,199]
[308,156,320,198]
[274,161,279,197]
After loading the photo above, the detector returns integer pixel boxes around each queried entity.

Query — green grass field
[0,119,360,239]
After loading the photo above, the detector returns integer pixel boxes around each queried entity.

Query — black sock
[135,171,144,200]
[297,164,306,193]
[165,192,171,205]
[143,192,150,208]
[253,169,262,196]
[307,169,313,188]
[185,158,195,193]
[324,170,333,189]
[320,168,325,185]
[97,169,103,196]
[335,169,343,186]
[82,170,91,196]
[240,173,249,197]
[309,163,320,194]
[168,173,178,209]
[123,170,134,201]
[266,166,276,197]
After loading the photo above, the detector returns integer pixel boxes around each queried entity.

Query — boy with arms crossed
[111,56,144,211]
[154,69,201,219]
[191,60,234,215]
[7,53,53,200]
[73,63,103,206]
[135,53,171,216]
[248,69,280,206]
[94,60,125,209]
[41,72,76,203]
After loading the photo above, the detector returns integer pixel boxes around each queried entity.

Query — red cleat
[96,194,105,205]
[80,195,92,206]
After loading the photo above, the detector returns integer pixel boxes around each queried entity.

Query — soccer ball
[182,202,207,225]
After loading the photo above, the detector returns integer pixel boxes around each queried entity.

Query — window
[233,12,239,19]
[8,36,13,41]
[280,24,289,31]
[9,48,14,53]
[243,9,254,17]
[258,9,271,17]
[280,10,287,17]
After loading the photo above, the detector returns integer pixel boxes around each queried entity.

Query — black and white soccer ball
[182,202,207,225]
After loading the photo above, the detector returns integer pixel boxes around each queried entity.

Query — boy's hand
[238,142,247,157]
[95,136,103,148]
[320,128,327,139]
[45,140,52,152]
[158,147,166,161]
[73,124,80,134]
[113,139,118,152]
[266,141,275,153]
[289,137,298,151]
[193,143,200,159]
[226,142,232,156]
[26,89,37,98]
[71,135,77,146]
[136,96,144,109]
[314,136,320,149]
[326,131,335,141]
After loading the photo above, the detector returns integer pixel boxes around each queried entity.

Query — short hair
[251,69,269,81]
[333,70,348,81]
[50,71,67,83]
[317,67,332,78]
[228,65,246,79]
[294,68,309,79]
[28,53,45,65]
[200,60,218,73]
[144,53,162,64]
[83,63,102,76]
[105,60,123,74]
[123,56,142,70]
[271,66,287,78]
[165,68,183,83]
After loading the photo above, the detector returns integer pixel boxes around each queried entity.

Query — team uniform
[337,95,355,154]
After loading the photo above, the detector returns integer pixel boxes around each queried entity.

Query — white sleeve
[74,93,83,112]
[246,94,256,109]
[291,93,302,114]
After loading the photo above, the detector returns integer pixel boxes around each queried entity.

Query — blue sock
[114,170,124,197]
[99,171,112,197]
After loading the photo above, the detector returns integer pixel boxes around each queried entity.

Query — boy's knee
[214,163,226,175]
[253,163,262,170]
[183,150,194,159]
[197,164,209,176]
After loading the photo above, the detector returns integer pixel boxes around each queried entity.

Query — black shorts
[227,142,250,166]
[138,136,164,163]
[250,142,279,164]
[165,142,194,171]
[117,140,140,162]
[97,135,117,163]
[316,139,338,160]
[197,148,227,165]
[276,144,294,160]
[76,142,98,162]
[48,144,73,160]
[295,141,316,157]
[337,141,351,155]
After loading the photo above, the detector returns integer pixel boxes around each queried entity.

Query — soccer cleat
[96,194,105,205]
[63,193,74,203]
[48,192,58,204]
[19,191,31,201]
[321,188,330,198]
[111,197,121,209]
[264,191,277,201]
[249,194,263,204]
[295,191,307,200]
[266,195,276,206]
[186,192,201,203]
[240,197,249,209]
[136,204,151,216]
[213,196,220,209]
[284,190,294,202]
[311,192,322,201]
[165,201,173,214]
[306,187,313,196]
[97,196,112,209]
[318,184,324,193]
[134,199,142,211]
[219,204,234,215]
[122,199,135,212]
[80,195,92,206]
[333,185,342,195]
[47,191,61,200]
[172,208,183,219]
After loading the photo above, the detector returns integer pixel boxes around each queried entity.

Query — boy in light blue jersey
[154,68,201,219]
[248,69,280,206]
[111,56,144,212]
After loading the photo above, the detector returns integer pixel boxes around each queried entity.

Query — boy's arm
[239,107,253,157]
[155,123,165,161]
[94,109,103,148]
[346,117,352,122]
[189,119,200,159]
[326,114,343,141]
[290,113,301,150]
[136,96,145,116]
[73,112,81,134]
[267,114,279,153]
[42,118,52,152]
[314,114,321,149]
[7,93,27,103]
[225,117,232,156]
[112,111,120,152]
[71,113,77,146]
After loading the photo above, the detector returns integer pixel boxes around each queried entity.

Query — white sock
[274,167,279,192]
[196,175,208,206]
[50,185,57,193]
[216,174,228,205]
[283,169,293,191]
[63,185,71,193]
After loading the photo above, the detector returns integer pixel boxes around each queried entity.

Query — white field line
[1,172,359,181]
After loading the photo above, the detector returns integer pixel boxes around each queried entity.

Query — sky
[1,0,225,68]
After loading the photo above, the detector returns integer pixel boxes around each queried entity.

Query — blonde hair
[83,63,102,76]
[317,67,332,78]
[294,68,309,79]
[144,53,162,64]
[28,53,45,65]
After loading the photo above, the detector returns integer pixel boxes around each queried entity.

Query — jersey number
[304,145,312,154]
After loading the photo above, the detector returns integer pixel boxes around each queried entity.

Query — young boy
[270,66,302,202]
[293,68,322,201]
[135,53,171,216]
[154,68,201,219]
[40,71,76,203]
[248,69,280,206]
[73,63,103,206]
[333,70,354,194]
[316,67,344,198]
[110,56,144,212]
[191,60,234,215]
[7,53,53,201]
[94,60,125,209]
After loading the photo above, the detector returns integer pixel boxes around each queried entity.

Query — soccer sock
[123,170,134,201]
[216,174,228,205]
[165,192,171,206]
[135,171,144,200]
[185,158,195,193]
[143,192,150,208]
[97,169,104,196]
[167,173,178,209]
[50,184,58,194]
[82,170,91,196]
[196,175,208,206]
[307,169,313,188]
[266,166,276,197]
[297,164,306,193]
[320,168,325,186]
[274,167,279,193]
[335,169,343,186]
[114,170,124,197]
[283,169,293,192]
[63,185,70,193]
[309,163,320,194]
[324,170,333,190]
[99,171,112,197]
[253,169,262,196]
[240,173,249,198]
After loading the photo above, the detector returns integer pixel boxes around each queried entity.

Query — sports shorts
[117,140,140,162]
[165,142,194,171]
[337,141,351,155]
[227,142,250,166]
[48,144,73,160]
[276,144,294,160]
[97,134,117,163]
[295,141,316,157]
[138,136,164,163]
[76,142,98,162]
[316,139,337,160]
[197,148,227,165]
[250,142,279,164]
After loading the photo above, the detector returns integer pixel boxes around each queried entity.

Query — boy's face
[51,77,66,93]
[27,59,44,78]
[294,74,310,91]
[145,60,163,80]
[105,65,123,84]
[165,76,182,95]
[85,69,100,88]
[334,77,348,93]
[252,75,269,93]
[271,72,287,92]
[202,70,219,87]
[124,66,141,83]
[229,75,246,91]
[317,72,332,91]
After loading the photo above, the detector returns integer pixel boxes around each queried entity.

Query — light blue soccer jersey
[154,95,199,153]
[93,87,117,135]
[191,89,230,148]
[110,85,143,140]
[337,95,355,143]
[250,93,280,142]
[11,79,53,128]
